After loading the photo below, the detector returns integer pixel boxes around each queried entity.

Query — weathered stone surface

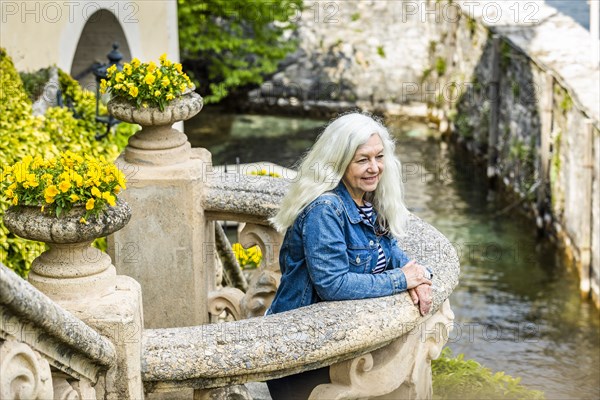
[108,91,203,126]
[204,172,290,224]
[0,263,116,378]
[110,149,214,329]
[0,338,54,400]
[3,198,131,244]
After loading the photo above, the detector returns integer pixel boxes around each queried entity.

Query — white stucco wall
[0,0,179,72]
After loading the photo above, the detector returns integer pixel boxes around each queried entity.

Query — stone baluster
[207,223,283,321]
[238,223,282,318]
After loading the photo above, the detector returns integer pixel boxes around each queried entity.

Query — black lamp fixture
[91,43,123,140]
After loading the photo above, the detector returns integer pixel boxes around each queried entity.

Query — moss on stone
[435,57,447,76]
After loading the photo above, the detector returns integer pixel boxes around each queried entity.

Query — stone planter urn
[3,199,131,301]
[107,89,203,166]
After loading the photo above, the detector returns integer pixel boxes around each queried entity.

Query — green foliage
[428,40,437,53]
[178,0,303,103]
[0,48,137,277]
[376,46,386,58]
[351,12,361,21]
[432,348,545,400]
[435,57,447,76]
[466,16,477,37]
[455,114,473,138]
[500,41,512,70]
[19,68,52,101]
[560,93,573,112]
[511,80,520,99]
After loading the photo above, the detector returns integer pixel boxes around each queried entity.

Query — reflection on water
[185,112,600,400]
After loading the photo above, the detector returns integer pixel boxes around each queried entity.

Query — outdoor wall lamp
[91,43,123,140]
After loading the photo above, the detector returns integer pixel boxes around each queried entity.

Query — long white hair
[271,112,409,238]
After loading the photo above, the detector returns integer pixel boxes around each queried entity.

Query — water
[185,111,600,400]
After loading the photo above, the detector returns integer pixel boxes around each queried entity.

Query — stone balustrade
[143,192,460,399]
[204,171,291,224]
[0,263,116,399]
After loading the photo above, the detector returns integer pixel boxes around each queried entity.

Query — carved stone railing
[143,295,456,398]
[0,263,116,399]
[205,173,289,320]
[148,171,461,398]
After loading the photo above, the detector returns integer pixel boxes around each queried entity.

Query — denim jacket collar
[333,182,365,225]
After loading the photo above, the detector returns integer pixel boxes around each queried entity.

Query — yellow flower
[161,76,170,87]
[23,173,38,188]
[115,72,125,83]
[12,195,18,205]
[166,93,175,101]
[13,163,26,183]
[86,198,95,210]
[116,173,127,189]
[175,63,183,73]
[129,86,139,98]
[147,61,157,73]
[107,64,117,77]
[159,53,167,64]
[131,58,141,68]
[69,194,80,203]
[91,187,102,197]
[80,217,87,224]
[144,73,156,85]
[58,180,71,193]
[179,84,187,92]
[154,90,161,97]
[44,185,59,198]
[73,173,83,187]
[123,63,132,76]
[102,192,116,206]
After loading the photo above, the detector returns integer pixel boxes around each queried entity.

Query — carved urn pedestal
[108,90,203,166]
[107,90,215,330]
[4,200,145,399]
[4,200,131,301]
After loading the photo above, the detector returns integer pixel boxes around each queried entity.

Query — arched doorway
[70,9,131,91]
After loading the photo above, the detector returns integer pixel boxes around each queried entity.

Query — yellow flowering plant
[100,54,194,111]
[1,151,127,222]
[232,243,262,270]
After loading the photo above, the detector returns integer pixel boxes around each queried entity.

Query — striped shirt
[357,202,387,274]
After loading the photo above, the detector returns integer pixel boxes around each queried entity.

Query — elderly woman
[266,113,433,400]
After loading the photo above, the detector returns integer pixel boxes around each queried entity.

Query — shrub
[0,48,137,277]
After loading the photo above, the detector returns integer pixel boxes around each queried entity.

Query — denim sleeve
[389,238,411,270]
[302,202,407,301]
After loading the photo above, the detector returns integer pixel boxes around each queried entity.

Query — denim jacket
[268,182,411,314]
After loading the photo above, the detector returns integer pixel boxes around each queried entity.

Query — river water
[186,111,600,400]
